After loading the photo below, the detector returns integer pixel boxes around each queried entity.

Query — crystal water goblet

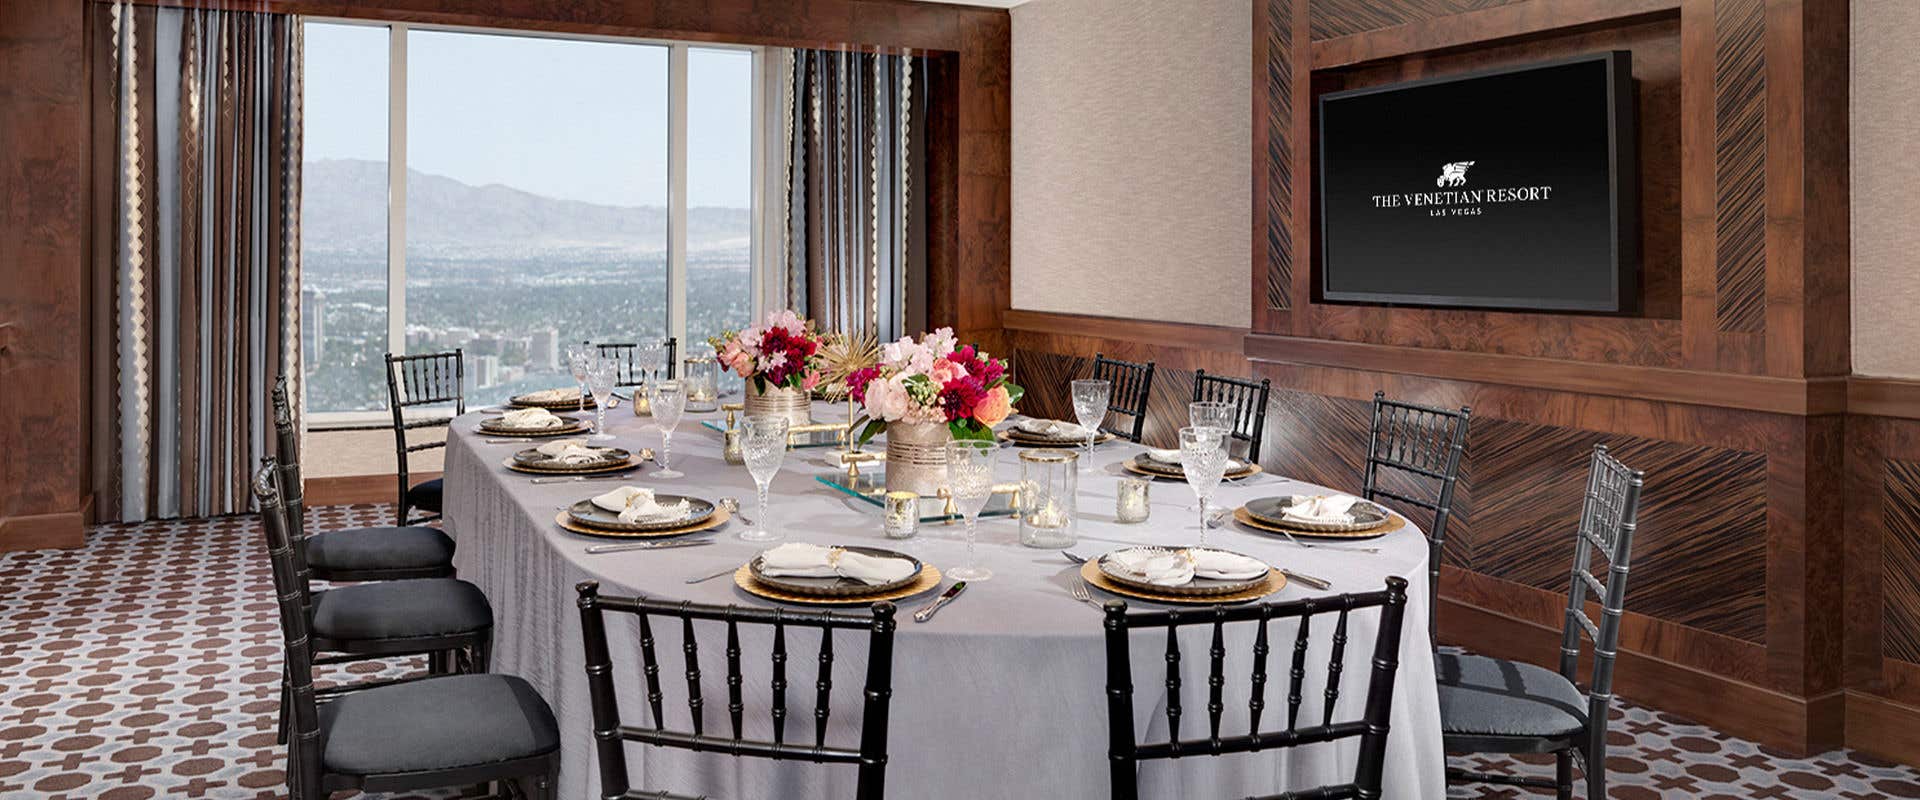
[1189,400,1234,434]
[648,381,687,479]
[585,359,618,442]
[567,347,592,413]
[738,415,790,542]
[1179,426,1230,546]
[1070,379,1111,469]
[636,340,668,389]
[944,439,998,581]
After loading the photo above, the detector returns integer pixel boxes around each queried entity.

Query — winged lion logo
[1436,161,1475,188]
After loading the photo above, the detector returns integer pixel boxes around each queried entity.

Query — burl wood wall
[1006,0,1920,764]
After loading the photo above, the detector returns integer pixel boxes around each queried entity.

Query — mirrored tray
[814,471,1017,522]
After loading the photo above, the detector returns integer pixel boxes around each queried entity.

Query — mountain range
[301,158,751,253]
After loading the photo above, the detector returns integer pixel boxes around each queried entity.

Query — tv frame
[1314,51,1640,314]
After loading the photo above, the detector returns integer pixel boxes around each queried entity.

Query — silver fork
[1068,579,1105,612]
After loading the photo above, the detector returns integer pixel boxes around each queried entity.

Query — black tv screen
[1317,52,1637,312]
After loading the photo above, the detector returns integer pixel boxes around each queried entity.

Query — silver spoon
[685,565,742,584]
[719,497,753,526]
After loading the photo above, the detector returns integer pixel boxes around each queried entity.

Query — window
[300,22,763,416]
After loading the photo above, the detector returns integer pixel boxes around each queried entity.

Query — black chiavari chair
[1091,354,1156,443]
[270,380,454,582]
[253,462,558,800]
[1102,577,1411,800]
[384,350,464,527]
[594,337,678,388]
[576,581,899,800]
[1363,391,1471,641]
[1441,445,1644,799]
[1192,370,1272,462]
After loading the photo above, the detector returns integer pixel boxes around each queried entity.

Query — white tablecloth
[445,403,1444,799]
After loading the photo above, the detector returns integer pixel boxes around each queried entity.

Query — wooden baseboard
[1847,690,1920,767]
[0,510,86,552]
[303,472,440,507]
[1439,598,1844,755]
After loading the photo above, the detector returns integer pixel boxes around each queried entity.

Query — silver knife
[585,539,713,555]
[912,581,968,623]
[1279,568,1332,590]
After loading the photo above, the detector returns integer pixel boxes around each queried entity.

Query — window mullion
[386,24,408,358]
[668,43,689,350]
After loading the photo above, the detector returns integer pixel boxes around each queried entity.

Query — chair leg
[1555,750,1574,800]
[276,679,290,745]
[1586,734,1607,799]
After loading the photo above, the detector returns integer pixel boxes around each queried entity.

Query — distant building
[301,288,325,368]
[472,355,502,389]
[529,328,559,371]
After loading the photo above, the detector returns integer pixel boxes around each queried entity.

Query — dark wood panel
[1711,0,1766,334]
[1264,0,1293,312]
[1885,460,1920,664]
[1311,0,1681,68]
[1307,0,1528,41]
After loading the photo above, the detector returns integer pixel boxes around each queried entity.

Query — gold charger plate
[509,394,597,410]
[1122,459,1263,482]
[734,563,943,606]
[1078,560,1285,605]
[553,508,730,539]
[503,457,640,476]
[999,429,1114,447]
[1232,506,1405,540]
[480,424,589,438]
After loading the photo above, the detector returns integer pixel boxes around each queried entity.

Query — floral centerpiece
[847,327,1024,443]
[711,310,824,425]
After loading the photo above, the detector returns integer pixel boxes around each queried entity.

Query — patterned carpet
[1,506,1917,799]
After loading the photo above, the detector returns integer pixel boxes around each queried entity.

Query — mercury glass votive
[1116,477,1151,524]
[1018,449,1078,548]
[683,354,720,412]
[884,491,920,539]
[722,427,745,465]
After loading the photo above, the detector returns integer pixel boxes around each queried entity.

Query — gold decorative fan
[815,330,881,401]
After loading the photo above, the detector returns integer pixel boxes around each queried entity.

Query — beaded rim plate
[1078,560,1285,605]
[1095,546,1272,597]
[566,496,716,533]
[748,546,925,597]
[503,457,640,476]
[513,446,631,469]
[479,413,583,433]
[1000,429,1114,447]
[1244,495,1389,533]
[735,563,943,606]
[477,423,589,438]
[552,508,729,540]
[1231,506,1403,541]
[1122,457,1261,482]
[508,391,597,410]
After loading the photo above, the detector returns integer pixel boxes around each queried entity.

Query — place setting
[1066,544,1286,606]
[1231,492,1403,545]
[477,406,589,439]
[504,437,645,481]
[998,417,1113,448]
[729,542,943,606]
[508,386,597,411]
[556,485,730,551]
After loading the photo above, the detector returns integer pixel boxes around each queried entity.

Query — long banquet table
[444,402,1444,799]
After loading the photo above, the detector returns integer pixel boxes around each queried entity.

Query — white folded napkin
[535,438,590,456]
[501,407,564,429]
[1145,448,1245,471]
[757,543,917,586]
[1016,418,1091,438]
[1284,494,1361,524]
[543,444,613,465]
[1185,548,1269,581]
[1106,547,1269,587]
[590,486,691,523]
[520,387,580,403]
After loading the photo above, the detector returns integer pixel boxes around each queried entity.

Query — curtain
[779,49,928,342]
[96,3,303,521]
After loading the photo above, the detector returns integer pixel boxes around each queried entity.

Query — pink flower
[862,375,913,422]
[929,358,968,386]
[974,386,1013,427]
[802,370,822,391]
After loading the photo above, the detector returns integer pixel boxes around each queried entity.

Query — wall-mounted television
[1317,51,1638,313]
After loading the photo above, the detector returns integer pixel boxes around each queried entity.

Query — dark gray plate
[1096,547,1270,597]
[1130,454,1252,476]
[1244,495,1388,533]
[512,447,632,471]
[748,546,923,598]
[480,413,582,433]
[566,496,715,533]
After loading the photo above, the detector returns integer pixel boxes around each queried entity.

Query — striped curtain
[778,49,928,342]
[96,3,303,522]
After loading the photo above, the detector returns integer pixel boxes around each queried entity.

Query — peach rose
[973,386,1013,427]
[928,357,968,386]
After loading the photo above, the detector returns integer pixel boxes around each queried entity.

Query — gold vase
[885,421,952,497]
[743,381,812,427]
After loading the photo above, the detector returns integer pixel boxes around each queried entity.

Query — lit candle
[884,491,919,539]
[1116,477,1151,524]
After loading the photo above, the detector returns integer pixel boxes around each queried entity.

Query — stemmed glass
[1189,400,1234,433]
[647,381,687,479]
[943,440,998,581]
[1178,426,1230,546]
[636,340,668,391]
[585,359,618,442]
[1069,379,1111,468]
[567,347,592,413]
[738,416,790,542]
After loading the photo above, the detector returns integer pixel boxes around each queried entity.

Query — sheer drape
[96,3,302,521]
[777,49,928,342]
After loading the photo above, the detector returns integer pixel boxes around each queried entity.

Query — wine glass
[648,381,687,479]
[567,347,592,413]
[943,440,998,581]
[636,340,668,390]
[1189,400,1234,433]
[738,415,790,542]
[1069,379,1111,468]
[585,359,618,442]
[1178,426,1231,546]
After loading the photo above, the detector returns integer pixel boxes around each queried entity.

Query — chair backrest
[575,582,899,800]
[1560,444,1644,729]
[251,459,325,799]
[1192,370,1272,463]
[1102,577,1410,800]
[594,337,678,387]
[1362,391,1470,641]
[385,349,464,524]
[1091,354,1156,443]
[268,381,316,605]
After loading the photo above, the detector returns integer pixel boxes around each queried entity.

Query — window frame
[301,18,769,428]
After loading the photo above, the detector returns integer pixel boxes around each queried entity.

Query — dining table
[443,401,1446,799]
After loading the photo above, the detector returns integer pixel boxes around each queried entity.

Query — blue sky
[302,22,753,209]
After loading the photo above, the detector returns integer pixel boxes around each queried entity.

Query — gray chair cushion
[307,526,454,574]
[319,673,558,775]
[311,578,491,642]
[1436,652,1588,738]
[407,478,444,513]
